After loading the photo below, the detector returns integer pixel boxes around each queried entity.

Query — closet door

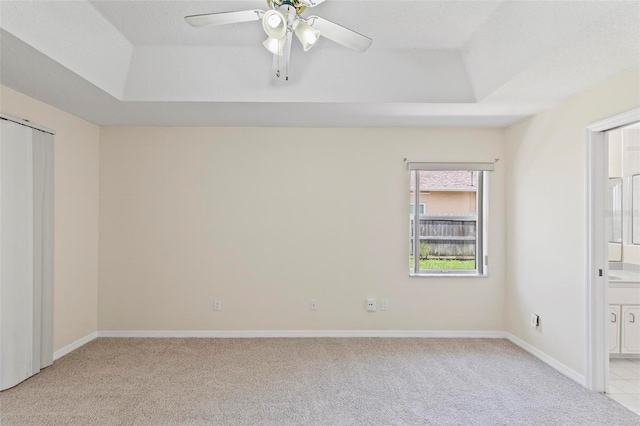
[0,119,35,390]
[32,129,54,370]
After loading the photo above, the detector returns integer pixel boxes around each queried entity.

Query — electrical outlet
[366,298,376,312]
[214,300,222,311]
[530,314,539,327]
[381,299,389,311]
[310,299,318,311]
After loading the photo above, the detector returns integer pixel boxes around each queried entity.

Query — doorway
[605,123,640,413]
[586,108,640,404]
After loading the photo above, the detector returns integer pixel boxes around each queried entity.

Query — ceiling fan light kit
[262,9,287,39]
[263,36,285,56]
[295,21,321,52]
[185,0,372,81]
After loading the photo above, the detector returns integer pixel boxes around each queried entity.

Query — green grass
[409,258,475,270]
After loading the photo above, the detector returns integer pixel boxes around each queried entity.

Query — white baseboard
[505,333,585,386]
[98,330,507,339]
[53,331,98,361]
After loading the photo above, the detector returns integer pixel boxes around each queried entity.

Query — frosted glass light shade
[262,10,287,39]
[294,21,320,51]
[263,36,285,56]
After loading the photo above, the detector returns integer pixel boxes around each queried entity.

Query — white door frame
[585,107,640,392]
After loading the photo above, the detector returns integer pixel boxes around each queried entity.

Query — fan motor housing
[268,0,306,15]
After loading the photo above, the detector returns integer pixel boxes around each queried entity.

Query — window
[409,203,426,215]
[408,162,493,276]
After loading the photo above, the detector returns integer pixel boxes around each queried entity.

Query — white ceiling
[0,0,638,127]
[88,0,504,49]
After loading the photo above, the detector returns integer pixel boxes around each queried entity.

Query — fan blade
[297,0,327,7]
[185,10,264,28]
[306,16,372,52]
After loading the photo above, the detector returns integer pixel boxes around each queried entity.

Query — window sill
[409,273,489,278]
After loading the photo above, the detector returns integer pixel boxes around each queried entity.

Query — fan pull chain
[284,29,293,81]
[273,53,280,78]
[283,6,294,81]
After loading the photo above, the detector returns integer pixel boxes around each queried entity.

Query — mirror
[609,178,622,261]
[633,174,640,245]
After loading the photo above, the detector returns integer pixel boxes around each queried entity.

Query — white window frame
[408,162,493,277]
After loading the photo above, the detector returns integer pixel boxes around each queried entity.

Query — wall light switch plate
[310,299,318,311]
[366,298,376,311]
[381,299,388,311]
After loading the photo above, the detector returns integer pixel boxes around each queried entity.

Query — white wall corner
[506,333,585,387]
[53,331,98,361]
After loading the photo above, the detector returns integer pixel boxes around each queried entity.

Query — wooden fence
[410,217,476,259]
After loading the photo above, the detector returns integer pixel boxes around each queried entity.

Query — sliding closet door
[0,119,35,390]
[0,118,53,391]
[33,130,54,369]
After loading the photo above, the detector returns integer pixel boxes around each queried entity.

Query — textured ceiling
[0,0,639,127]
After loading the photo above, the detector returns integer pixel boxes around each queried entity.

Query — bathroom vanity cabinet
[610,304,640,354]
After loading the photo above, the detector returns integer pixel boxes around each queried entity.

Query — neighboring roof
[410,171,477,191]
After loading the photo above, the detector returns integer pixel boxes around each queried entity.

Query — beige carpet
[0,338,637,425]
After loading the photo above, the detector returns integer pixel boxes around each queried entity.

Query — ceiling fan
[185,0,373,81]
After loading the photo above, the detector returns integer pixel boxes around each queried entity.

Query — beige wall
[505,68,640,375]
[99,127,505,331]
[2,63,637,375]
[0,86,100,352]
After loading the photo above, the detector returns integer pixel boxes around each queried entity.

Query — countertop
[609,269,640,284]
